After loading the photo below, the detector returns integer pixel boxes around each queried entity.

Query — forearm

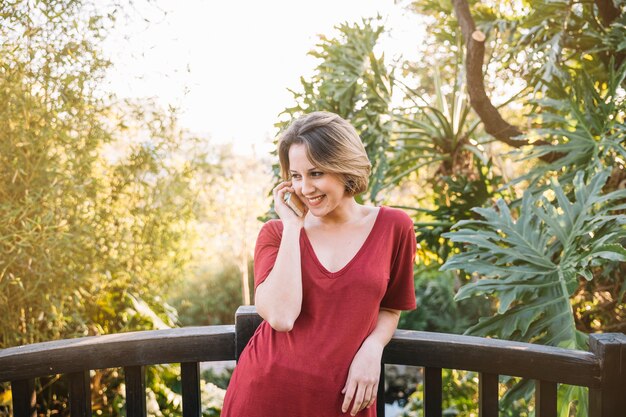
[254,224,303,331]
[361,308,401,352]
[340,308,398,414]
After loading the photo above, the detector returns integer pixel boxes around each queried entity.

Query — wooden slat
[424,367,442,417]
[0,326,235,382]
[535,380,557,417]
[124,366,146,417]
[479,373,498,417]
[10,379,36,417]
[382,329,601,388]
[181,362,201,417]
[376,362,385,417]
[68,371,91,417]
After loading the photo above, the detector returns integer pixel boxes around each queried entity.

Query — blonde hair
[277,111,371,196]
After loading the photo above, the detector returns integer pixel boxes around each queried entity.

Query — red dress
[221,206,417,417]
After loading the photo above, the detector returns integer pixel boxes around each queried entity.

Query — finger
[367,383,378,408]
[275,187,291,202]
[341,381,356,414]
[360,384,374,411]
[350,384,366,416]
[272,181,291,194]
[365,384,378,408]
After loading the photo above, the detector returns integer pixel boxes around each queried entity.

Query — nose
[301,176,315,195]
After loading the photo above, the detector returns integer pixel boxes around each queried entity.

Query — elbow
[269,317,295,332]
[255,293,300,332]
[255,304,296,332]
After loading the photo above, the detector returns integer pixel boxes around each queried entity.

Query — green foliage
[0,0,203,347]
[201,368,234,391]
[0,2,212,417]
[411,159,503,262]
[510,61,626,190]
[390,65,506,263]
[443,170,626,346]
[441,170,626,414]
[401,370,480,417]
[390,67,481,188]
[397,2,626,414]
[401,370,536,417]
[399,267,492,334]
[170,261,252,326]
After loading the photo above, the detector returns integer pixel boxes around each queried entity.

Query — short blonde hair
[277,111,371,196]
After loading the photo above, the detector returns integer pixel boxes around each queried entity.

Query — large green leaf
[442,169,626,345]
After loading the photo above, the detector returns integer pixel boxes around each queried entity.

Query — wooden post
[535,380,557,417]
[10,379,36,417]
[124,366,146,417]
[589,333,626,417]
[234,306,263,362]
[68,371,91,417]
[424,367,442,417]
[376,362,385,417]
[181,362,201,417]
[479,373,498,417]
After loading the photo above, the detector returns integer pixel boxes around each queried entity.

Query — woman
[221,111,417,416]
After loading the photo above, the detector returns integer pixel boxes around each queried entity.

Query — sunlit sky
[103,0,425,156]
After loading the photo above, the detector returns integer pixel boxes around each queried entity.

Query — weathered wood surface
[424,367,442,417]
[383,329,601,387]
[535,380,557,417]
[233,308,601,388]
[479,372,498,417]
[68,371,91,417]
[181,362,201,417]
[0,326,235,382]
[124,366,146,417]
[10,379,36,417]
[589,333,626,416]
[234,305,263,362]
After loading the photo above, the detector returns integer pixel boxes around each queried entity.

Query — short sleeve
[380,215,417,311]
[253,221,282,292]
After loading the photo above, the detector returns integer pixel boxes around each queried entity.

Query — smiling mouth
[306,195,325,205]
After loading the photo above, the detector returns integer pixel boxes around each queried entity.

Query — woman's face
[288,143,349,217]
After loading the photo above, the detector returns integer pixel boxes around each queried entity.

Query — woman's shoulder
[379,205,413,229]
[257,218,284,242]
[261,218,284,232]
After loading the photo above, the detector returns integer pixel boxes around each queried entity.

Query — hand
[273,181,307,226]
[341,341,383,415]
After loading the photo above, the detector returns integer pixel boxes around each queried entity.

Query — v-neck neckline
[301,206,384,278]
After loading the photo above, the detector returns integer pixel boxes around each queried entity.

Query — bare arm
[254,180,307,332]
[360,308,401,352]
[254,223,303,332]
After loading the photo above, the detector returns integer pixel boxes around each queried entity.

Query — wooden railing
[1,305,624,417]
